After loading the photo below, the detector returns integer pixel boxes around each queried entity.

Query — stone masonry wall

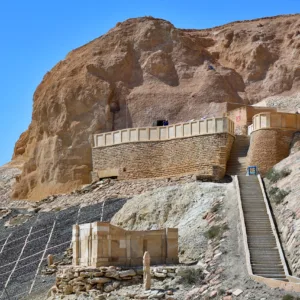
[92,133,234,181]
[247,129,295,175]
[51,265,179,297]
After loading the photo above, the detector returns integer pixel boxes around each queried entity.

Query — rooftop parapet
[251,112,300,133]
[93,117,234,148]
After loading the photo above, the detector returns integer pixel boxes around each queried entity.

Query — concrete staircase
[238,175,287,281]
[226,135,250,175]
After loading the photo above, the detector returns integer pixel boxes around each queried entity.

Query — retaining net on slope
[0,198,127,299]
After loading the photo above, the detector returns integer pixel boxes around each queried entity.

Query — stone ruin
[72,222,179,267]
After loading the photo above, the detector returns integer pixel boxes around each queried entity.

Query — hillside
[10,14,300,200]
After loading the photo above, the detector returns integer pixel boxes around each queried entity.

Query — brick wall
[92,133,234,181]
[247,129,295,175]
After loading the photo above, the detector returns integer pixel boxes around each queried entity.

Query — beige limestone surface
[11,14,300,200]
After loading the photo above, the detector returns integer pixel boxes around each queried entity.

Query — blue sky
[0,0,299,166]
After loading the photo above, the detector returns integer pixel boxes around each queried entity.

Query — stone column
[143,251,151,290]
[47,254,53,267]
[72,224,80,266]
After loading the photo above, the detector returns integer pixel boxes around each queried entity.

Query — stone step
[249,245,278,249]
[251,259,282,264]
[250,252,280,256]
[247,228,273,230]
[252,265,284,270]
[251,256,281,260]
[245,219,270,222]
[245,218,270,221]
[243,204,266,207]
[248,236,276,239]
[239,178,259,182]
[245,217,271,220]
[246,227,272,230]
[249,243,277,246]
[246,229,273,232]
[254,274,286,280]
[242,200,265,202]
[253,269,285,275]
[246,223,272,226]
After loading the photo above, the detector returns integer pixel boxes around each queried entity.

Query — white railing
[252,112,300,132]
[93,117,235,148]
[248,124,254,135]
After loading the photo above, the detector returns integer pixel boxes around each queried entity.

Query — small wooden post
[143,251,151,290]
[47,254,53,267]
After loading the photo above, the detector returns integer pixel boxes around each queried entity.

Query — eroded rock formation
[12,14,300,200]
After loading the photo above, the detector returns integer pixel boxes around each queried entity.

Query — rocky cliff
[12,14,300,200]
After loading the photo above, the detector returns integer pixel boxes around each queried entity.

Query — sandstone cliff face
[12,15,300,200]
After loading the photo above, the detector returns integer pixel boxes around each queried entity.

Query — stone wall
[252,112,300,131]
[51,265,179,297]
[92,133,234,181]
[247,129,295,175]
[73,222,178,267]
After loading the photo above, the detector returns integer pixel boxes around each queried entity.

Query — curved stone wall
[92,133,234,181]
[247,129,295,175]
[252,112,300,131]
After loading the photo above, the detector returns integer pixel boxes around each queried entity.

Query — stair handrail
[236,175,300,291]
[257,174,289,277]
[234,176,253,276]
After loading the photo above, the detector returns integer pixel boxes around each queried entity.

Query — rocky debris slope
[37,175,195,212]
[254,93,300,112]
[41,180,298,300]
[111,182,227,261]
[264,149,300,277]
[11,14,300,200]
[0,165,31,207]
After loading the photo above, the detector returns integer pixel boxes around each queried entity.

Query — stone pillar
[72,224,80,266]
[143,251,151,291]
[47,254,53,267]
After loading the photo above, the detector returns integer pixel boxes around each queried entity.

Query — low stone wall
[52,265,179,296]
[247,129,295,175]
[92,133,234,181]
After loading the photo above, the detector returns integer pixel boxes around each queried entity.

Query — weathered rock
[104,271,120,279]
[89,277,111,284]
[63,285,73,295]
[232,289,243,296]
[119,269,136,277]
[154,272,167,278]
[209,290,218,298]
[11,15,300,200]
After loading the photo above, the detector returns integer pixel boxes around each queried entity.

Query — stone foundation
[52,265,179,296]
